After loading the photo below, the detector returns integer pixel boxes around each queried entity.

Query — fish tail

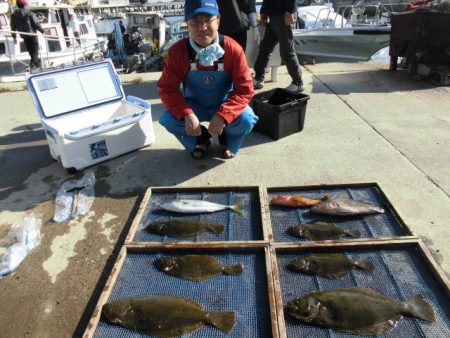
[404,295,436,322]
[223,264,244,275]
[206,311,236,333]
[354,260,375,272]
[207,223,225,234]
[374,206,385,213]
[230,201,243,216]
[346,229,361,238]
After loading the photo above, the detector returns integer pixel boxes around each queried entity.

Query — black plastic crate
[251,88,310,140]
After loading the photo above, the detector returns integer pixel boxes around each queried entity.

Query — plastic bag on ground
[53,172,96,222]
[0,213,42,277]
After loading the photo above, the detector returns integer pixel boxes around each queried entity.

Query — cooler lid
[26,60,124,119]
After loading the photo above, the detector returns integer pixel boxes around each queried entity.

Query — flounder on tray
[285,287,436,335]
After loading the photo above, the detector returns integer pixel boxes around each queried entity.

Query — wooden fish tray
[81,183,450,338]
[83,245,279,338]
[125,186,273,245]
[270,240,450,338]
[267,182,417,244]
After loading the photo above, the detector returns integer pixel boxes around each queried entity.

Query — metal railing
[0,29,105,75]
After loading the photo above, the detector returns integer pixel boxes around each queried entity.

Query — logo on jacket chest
[201,74,215,86]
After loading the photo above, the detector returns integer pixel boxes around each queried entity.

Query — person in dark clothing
[10,0,45,70]
[118,20,126,35]
[253,0,304,92]
[217,0,257,51]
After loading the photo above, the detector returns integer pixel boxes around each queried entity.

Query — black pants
[227,30,248,51]
[254,15,303,85]
[23,36,41,69]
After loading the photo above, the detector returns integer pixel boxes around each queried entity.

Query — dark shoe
[253,79,264,90]
[191,139,211,159]
[285,82,305,92]
[221,146,235,159]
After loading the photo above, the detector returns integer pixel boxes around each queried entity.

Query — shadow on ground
[310,69,435,95]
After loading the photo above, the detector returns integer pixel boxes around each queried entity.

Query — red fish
[270,194,328,207]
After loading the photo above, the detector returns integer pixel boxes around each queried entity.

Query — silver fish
[160,199,243,215]
[310,198,384,216]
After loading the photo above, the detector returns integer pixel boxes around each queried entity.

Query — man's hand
[185,114,201,136]
[208,114,225,136]
[260,14,269,27]
[284,12,296,26]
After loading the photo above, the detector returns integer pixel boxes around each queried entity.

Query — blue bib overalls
[159,39,258,155]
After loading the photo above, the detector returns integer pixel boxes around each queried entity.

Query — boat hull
[294,26,391,62]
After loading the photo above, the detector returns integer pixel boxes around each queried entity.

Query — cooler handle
[127,95,150,109]
[64,111,146,140]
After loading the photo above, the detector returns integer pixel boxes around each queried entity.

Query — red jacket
[157,36,254,125]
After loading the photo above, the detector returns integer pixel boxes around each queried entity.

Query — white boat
[0,1,9,15]
[0,0,106,82]
[293,3,391,62]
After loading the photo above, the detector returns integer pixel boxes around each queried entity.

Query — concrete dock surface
[0,61,449,337]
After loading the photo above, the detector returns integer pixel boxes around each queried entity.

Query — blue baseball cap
[185,0,219,22]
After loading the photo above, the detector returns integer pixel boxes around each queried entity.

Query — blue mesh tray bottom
[134,190,263,242]
[277,247,450,337]
[269,186,409,242]
[94,250,271,338]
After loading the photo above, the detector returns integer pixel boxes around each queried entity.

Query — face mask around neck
[189,35,224,67]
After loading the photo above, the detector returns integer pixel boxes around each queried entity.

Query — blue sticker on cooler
[90,140,108,160]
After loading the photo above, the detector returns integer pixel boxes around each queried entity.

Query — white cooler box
[26,60,155,172]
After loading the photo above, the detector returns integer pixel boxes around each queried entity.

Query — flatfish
[146,219,224,238]
[103,295,236,337]
[155,255,244,281]
[285,287,435,335]
[310,198,384,216]
[288,222,360,240]
[160,199,243,215]
[287,253,375,279]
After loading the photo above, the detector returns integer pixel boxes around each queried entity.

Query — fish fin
[222,264,244,275]
[326,271,350,279]
[404,295,436,322]
[345,229,361,238]
[230,200,243,215]
[320,194,330,201]
[314,222,335,229]
[207,223,225,234]
[340,317,400,335]
[354,260,375,272]
[342,287,394,301]
[206,311,236,333]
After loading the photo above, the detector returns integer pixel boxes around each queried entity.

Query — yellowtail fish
[103,295,236,337]
[155,255,244,281]
[285,287,436,335]
[146,219,224,238]
[160,199,243,215]
[287,253,375,279]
